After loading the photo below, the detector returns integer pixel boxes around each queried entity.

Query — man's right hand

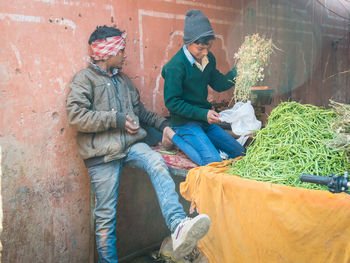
[207,110,221,124]
[125,115,139,134]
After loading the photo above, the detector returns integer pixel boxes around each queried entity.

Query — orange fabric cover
[180,161,350,263]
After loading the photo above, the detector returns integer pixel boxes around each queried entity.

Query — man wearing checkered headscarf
[89,31,126,61]
[66,25,211,263]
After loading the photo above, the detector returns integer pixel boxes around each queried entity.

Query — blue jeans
[142,125,162,146]
[88,142,186,263]
[172,121,246,166]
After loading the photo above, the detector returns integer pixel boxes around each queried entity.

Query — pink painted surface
[0,0,349,262]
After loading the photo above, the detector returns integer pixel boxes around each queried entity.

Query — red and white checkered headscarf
[89,32,127,61]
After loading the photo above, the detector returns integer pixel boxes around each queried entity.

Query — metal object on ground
[158,236,208,263]
[300,172,350,194]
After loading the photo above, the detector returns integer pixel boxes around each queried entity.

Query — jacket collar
[89,62,119,76]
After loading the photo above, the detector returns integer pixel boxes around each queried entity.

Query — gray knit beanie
[183,9,214,45]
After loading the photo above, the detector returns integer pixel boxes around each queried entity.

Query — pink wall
[0,0,349,262]
[0,1,242,262]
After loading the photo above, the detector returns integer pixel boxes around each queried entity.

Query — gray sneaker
[171,214,210,258]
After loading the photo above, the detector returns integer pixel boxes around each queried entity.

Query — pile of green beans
[226,101,350,190]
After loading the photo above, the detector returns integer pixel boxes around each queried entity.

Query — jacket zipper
[91,85,96,150]
[111,76,127,151]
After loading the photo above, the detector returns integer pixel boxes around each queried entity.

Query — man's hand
[125,115,139,134]
[207,110,221,124]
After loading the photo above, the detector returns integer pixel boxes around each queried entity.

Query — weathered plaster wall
[253,0,350,107]
[0,0,349,262]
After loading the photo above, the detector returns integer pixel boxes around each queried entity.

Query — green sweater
[162,48,237,126]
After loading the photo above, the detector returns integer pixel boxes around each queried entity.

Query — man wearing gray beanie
[183,9,215,45]
[161,9,245,168]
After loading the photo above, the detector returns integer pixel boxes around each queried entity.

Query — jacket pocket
[91,133,96,149]
[76,132,97,160]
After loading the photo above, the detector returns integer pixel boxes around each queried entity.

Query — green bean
[226,101,350,190]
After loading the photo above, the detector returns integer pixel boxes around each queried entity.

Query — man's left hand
[207,110,221,124]
[125,115,139,134]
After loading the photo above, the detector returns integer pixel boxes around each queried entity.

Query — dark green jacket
[162,48,237,126]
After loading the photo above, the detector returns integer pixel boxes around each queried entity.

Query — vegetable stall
[179,101,350,263]
[175,30,350,262]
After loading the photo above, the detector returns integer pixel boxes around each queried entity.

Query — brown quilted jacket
[66,65,167,163]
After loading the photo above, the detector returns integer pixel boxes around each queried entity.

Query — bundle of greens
[226,102,350,190]
[327,100,350,161]
[231,34,274,104]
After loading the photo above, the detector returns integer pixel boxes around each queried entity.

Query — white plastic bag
[219,100,261,145]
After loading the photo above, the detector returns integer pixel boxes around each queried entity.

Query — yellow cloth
[180,160,350,263]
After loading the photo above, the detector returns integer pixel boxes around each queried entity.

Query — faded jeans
[172,121,246,166]
[88,142,186,263]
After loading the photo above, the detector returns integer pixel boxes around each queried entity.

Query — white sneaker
[171,214,211,258]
